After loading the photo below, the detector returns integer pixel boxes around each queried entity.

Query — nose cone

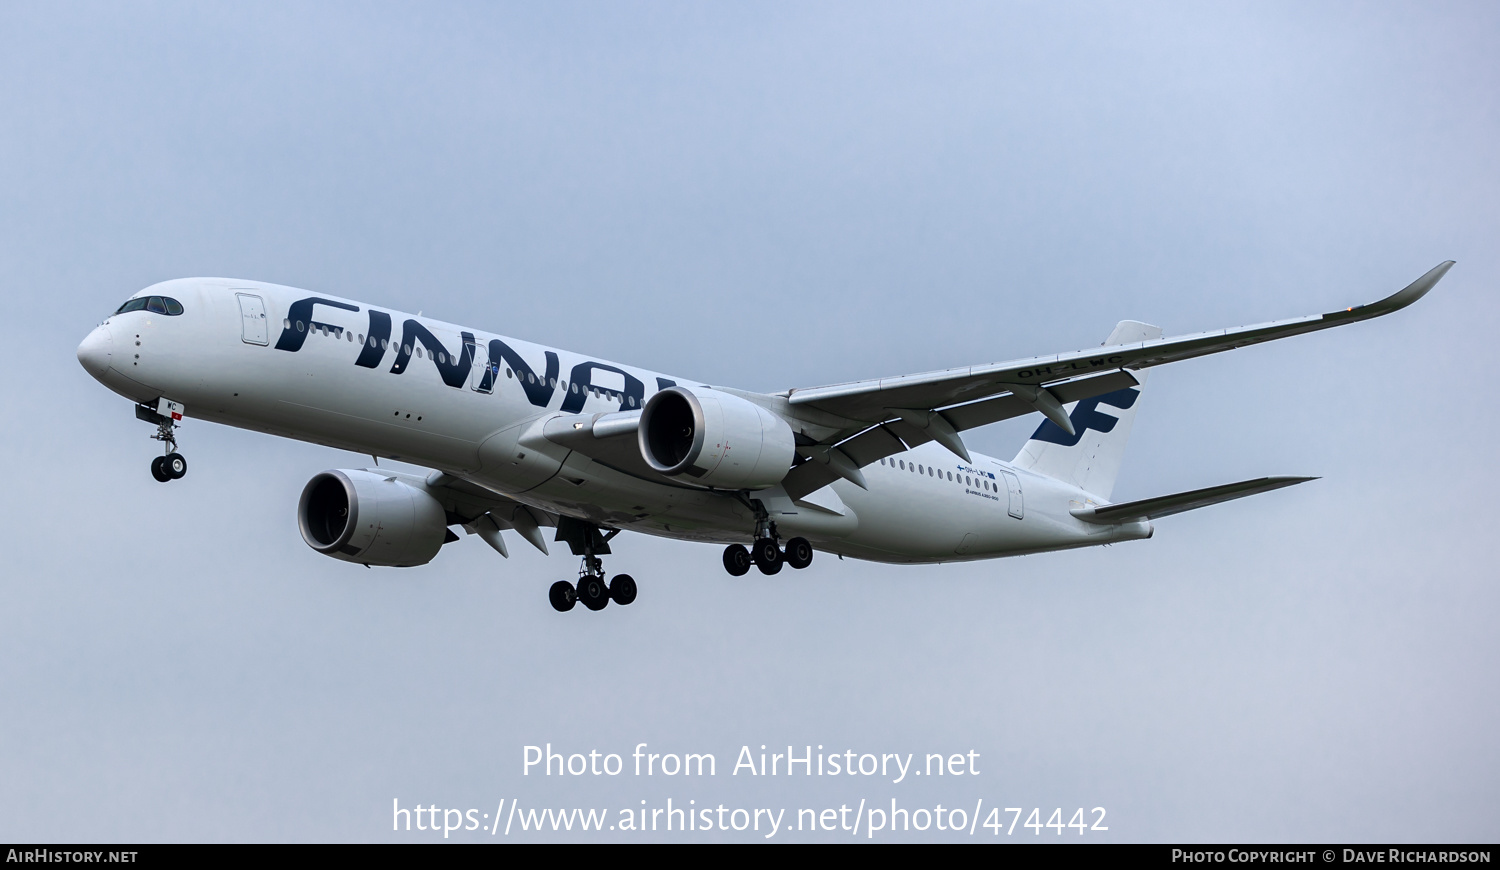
[77,324,113,380]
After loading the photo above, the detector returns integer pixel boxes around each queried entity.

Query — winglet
[1340,260,1454,320]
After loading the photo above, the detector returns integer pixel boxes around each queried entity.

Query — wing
[787,262,1452,419]
[775,262,1452,499]
[419,470,558,555]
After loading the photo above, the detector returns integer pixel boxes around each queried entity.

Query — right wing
[421,470,558,555]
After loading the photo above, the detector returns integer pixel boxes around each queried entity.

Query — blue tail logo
[1029,388,1140,447]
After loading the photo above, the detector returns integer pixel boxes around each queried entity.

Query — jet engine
[638,386,796,490]
[297,469,448,567]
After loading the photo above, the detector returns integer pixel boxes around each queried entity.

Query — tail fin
[1012,320,1161,499]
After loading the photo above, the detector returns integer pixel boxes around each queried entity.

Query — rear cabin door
[236,293,268,345]
[1001,470,1024,520]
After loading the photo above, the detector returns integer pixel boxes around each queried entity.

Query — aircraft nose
[77,324,112,380]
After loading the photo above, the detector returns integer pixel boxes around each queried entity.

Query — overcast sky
[1,1,1496,842]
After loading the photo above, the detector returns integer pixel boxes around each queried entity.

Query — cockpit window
[115,296,183,316]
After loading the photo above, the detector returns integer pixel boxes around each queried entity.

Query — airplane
[76,261,1453,612]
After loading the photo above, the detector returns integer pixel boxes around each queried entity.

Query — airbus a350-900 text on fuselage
[76,262,1453,612]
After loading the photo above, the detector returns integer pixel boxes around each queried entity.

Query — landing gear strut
[722,498,815,576]
[550,517,637,613]
[138,402,187,483]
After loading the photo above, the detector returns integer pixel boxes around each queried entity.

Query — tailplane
[1012,320,1161,499]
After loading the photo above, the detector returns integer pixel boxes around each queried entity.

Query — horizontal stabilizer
[1070,475,1317,524]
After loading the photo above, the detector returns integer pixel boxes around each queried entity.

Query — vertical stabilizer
[1012,320,1161,499]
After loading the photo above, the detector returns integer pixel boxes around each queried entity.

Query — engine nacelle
[639,386,796,490]
[297,469,448,567]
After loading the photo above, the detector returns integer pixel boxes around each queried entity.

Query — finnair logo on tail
[1030,388,1140,447]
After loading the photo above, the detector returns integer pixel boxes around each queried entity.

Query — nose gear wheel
[138,402,189,482]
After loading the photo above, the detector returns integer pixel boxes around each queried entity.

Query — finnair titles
[77,262,1454,612]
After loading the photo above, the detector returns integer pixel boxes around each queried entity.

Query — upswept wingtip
[1351,259,1453,316]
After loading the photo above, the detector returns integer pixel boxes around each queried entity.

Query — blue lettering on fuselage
[486,339,559,407]
[273,297,359,352]
[389,320,476,389]
[273,295,651,411]
[561,362,644,413]
[354,310,391,368]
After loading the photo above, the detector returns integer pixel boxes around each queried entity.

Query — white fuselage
[78,279,1152,564]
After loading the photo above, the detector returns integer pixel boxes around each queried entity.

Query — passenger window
[297,321,305,332]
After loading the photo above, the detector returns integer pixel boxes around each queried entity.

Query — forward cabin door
[236,293,268,345]
[470,343,497,393]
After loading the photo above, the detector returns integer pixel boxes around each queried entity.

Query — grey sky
[1,1,1495,841]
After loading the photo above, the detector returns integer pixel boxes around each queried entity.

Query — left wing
[786,262,1452,420]
[775,262,1452,499]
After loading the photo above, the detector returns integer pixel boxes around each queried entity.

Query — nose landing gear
[138,401,187,483]
[150,453,187,482]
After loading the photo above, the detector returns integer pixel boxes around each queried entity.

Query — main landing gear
[722,512,814,576]
[138,402,187,483]
[549,518,638,614]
